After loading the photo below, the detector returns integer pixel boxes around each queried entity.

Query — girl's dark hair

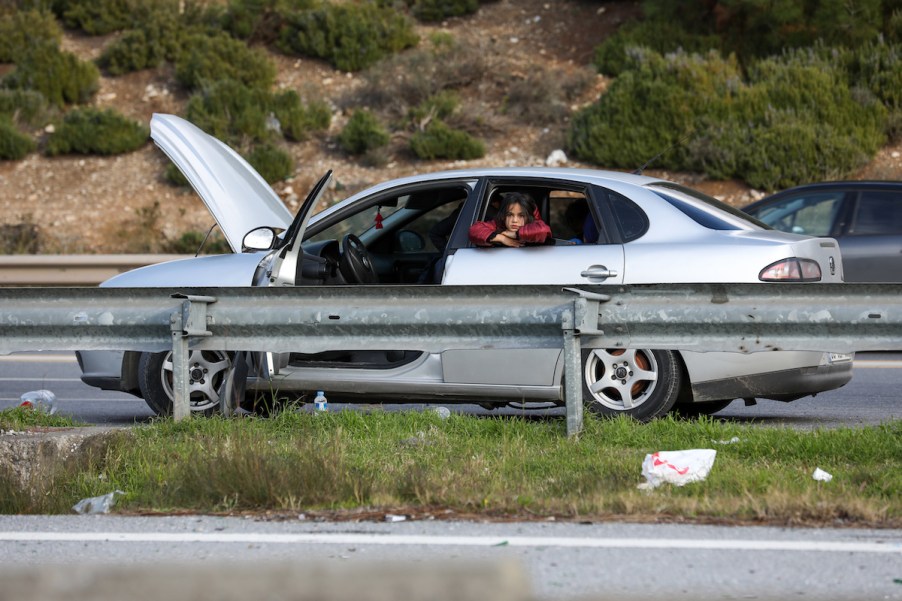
[493,192,537,228]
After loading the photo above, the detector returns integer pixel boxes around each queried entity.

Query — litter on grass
[638,449,717,489]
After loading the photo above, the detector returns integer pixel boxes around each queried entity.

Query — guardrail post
[562,307,583,438]
[169,294,217,421]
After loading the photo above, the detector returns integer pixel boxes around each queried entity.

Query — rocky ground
[1,0,901,254]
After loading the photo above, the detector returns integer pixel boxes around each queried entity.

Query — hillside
[2,0,902,254]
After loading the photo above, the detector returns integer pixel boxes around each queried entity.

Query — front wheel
[138,350,232,416]
[581,348,682,421]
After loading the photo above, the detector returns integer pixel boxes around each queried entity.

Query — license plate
[828,353,853,363]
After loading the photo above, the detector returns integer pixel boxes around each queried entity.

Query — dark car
[743,181,902,282]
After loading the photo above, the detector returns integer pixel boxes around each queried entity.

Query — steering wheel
[339,234,379,284]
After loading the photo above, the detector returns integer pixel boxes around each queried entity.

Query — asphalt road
[0,352,900,428]
[0,515,900,600]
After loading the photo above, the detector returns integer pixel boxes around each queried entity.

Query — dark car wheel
[581,348,681,421]
[138,350,231,416]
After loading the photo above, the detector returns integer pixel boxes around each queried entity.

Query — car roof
[744,180,902,210]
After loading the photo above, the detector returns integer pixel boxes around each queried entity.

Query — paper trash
[639,449,717,489]
[812,467,833,482]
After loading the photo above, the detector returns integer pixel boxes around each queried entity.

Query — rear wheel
[581,348,681,421]
[138,350,231,416]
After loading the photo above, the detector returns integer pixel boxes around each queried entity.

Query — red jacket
[468,208,552,246]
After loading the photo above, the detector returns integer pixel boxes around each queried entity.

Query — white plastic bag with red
[638,449,717,490]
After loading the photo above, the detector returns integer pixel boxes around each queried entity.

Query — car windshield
[647,182,770,231]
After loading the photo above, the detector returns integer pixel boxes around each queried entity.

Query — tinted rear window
[647,182,768,231]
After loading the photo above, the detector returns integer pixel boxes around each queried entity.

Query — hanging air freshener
[374,206,384,229]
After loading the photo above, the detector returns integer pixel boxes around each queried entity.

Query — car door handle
[580,265,618,279]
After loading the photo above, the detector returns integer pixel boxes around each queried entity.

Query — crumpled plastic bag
[72,490,126,515]
[638,449,717,489]
[812,467,833,482]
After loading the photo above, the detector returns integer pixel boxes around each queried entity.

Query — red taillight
[759,258,822,282]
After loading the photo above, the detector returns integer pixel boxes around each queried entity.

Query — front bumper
[690,359,854,403]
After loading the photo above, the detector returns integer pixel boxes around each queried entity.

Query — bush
[0,119,36,160]
[270,89,331,142]
[338,110,389,155]
[220,0,315,43]
[175,32,276,92]
[97,5,183,75]
[0,89,49,127]
[246,142,293,183]
[185,79,272,143]
[411,0,478,22]
[278,2,418,72]
[593,19,720,76]
[504,66,593,125]
[568,48,887,190]
[0,9,62,64]
[356,33,486,115]
[410,119,484,160]
[55,0,133,34]
[164,230,231,254]
[2,43,99,107]
[45,107,148,155]
[408,90,459,126]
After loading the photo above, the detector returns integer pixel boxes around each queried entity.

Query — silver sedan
[77,114,852,421]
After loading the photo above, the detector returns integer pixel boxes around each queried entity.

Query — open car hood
[150,113,293,253]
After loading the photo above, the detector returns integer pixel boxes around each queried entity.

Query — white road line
[854,361,902,368]
[0,354,76,363]
[0,378,83,382]
[0,532,899,553]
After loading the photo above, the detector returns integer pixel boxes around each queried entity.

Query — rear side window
[608,191,648,242]
[648,182,765,231]
[850,191,902,235]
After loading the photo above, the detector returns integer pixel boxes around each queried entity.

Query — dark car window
[849,191,902,235]
[648,183,765,231]
[750,192,844,236]
[608,191,648,242]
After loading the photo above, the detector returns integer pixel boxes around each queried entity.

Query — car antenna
[195,223,219,257]
[632,131,693,175]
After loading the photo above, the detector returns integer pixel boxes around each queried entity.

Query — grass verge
[2,408,900,526]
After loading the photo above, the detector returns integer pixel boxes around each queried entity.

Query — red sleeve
[518,218,551,244]
[468,220,499,246]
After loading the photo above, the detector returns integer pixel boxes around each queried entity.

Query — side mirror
[243,227,278,251]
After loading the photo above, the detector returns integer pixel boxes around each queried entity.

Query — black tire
[673,399,734,418]
[137,350,231,416]
[581,348,682,421]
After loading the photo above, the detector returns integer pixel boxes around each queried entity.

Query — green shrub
[55,0,133,34]
[246,142,293,182]
[220,0,315,42]
[175,32,276,92]
[409,90,459,125]
[409,119,484,160]
[411,0,478,22]
[568,48,887,190]
[0,89,49,127]
[270,89,331,142]
[0,9,62,63]
[840,38,902,111]
[164,162,190,186]
[97,5,183,75]
[3,43,99,107]
[338,109,389,155]
[0,119,36,160]
[45,107,148,155]
[185,78,271,143]
[278,2,418,72]
[593,19,720,76]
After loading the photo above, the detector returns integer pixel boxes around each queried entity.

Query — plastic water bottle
[313,391,328,413]
[19,389,57,415]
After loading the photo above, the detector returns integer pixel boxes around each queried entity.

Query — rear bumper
[690,360,853,403]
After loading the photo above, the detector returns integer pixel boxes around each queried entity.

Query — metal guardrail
[1,283,901,435]
[0,255,191,287]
